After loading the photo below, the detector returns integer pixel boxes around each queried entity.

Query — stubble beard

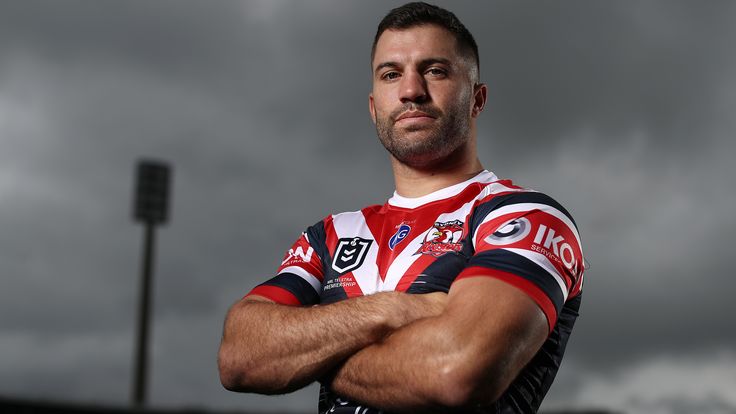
[375,101,471,170]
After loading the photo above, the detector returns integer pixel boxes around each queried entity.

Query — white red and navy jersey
[245,170,585,414]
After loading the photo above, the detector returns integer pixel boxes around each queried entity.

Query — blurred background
[1,1,735,414]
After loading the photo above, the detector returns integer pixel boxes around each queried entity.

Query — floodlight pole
[131,159,171,409]
[133,220,156,407]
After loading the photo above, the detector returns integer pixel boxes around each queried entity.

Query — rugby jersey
[246,170,584,413]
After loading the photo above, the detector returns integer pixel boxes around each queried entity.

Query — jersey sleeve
[244,221,327,306]
[455,192,585,332]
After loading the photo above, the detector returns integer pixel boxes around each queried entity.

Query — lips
[395,111,435,122]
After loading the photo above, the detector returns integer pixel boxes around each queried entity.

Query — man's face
[370,24,481,169]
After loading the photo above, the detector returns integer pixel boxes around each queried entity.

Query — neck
[391,139,484,198]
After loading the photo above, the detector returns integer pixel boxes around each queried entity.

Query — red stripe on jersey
[339,272,364,297]
[570,271,584,298]
[362,206,390,281]
[494,179,524,190]
[394,253,436,292]
[455,266,558,332]
[245,285,302,306]
[324,216,338,253]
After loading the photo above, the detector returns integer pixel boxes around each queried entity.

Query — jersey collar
[387,170,498,209]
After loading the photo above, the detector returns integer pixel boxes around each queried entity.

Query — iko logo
[533,224,576,271]
[332,237,373,274]
[280,246,313,266]
[389,223,411,250]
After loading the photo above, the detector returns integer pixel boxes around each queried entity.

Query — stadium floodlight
[131,159,173,407]
[133,160,171,225]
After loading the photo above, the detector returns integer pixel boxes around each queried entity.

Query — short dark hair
[371,2,479,74]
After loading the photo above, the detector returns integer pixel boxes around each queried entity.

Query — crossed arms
[218,276,548,412]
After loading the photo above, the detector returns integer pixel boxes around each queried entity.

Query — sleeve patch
[474,207,584,289]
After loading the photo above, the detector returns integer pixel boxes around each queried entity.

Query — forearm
[327,278,550,412]
[327,314,462,412]
[218,291,444,394]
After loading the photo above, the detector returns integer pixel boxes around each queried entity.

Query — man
[218,3,584,413]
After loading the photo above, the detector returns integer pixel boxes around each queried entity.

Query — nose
[399,70,428,104]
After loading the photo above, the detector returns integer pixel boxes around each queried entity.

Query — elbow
[432,359,509,409]
[217,346,271,393]
[219,369,244,393]
[218,341,299,395]
[218,366,244,393]
[217,339,266,393]
[217,301,265,393]
[217,342,250,392]
[217,301,299,394]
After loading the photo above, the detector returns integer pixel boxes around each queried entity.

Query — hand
[414,291,448,316]
[385,291,448,332]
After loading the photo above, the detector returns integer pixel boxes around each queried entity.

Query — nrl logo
[418,220,464,257]
[332,237,373,274]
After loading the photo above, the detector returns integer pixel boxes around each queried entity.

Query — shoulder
[470,180,579,233]
[329,203,385,220]
[303,203,384,240]
[320,203,385,227]
[467,180,584,279]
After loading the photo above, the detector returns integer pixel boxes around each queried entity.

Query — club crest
[332,237,373,274]
[418,220,464,257]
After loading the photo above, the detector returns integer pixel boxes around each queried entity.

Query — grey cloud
[0,1,734,412]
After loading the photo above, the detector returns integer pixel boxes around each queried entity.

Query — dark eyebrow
[373,57,453,76]
[374,61,400,75]
[419,57,452,68]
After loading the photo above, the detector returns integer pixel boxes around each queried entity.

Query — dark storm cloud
[0,1,256,79]
[0,1,734,412]
[471,2,736,148]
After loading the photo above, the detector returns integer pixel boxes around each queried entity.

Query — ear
[471,83,487,118]
[368,93,377,124]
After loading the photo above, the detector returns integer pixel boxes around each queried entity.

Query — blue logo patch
[389,224,411,250]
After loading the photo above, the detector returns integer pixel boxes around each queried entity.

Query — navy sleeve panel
[304,219,351,305]
[255,272,320,306]
[406,251,468,294]
[305,219,330,272]
[467,249,565,316]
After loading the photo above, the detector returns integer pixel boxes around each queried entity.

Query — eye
[425,67,447,78]
[381,71,400,81]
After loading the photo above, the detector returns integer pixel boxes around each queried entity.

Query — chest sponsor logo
[332,237,373,274]
[484,217,532,246]
[418,220,464,257]
[389,223,411,250]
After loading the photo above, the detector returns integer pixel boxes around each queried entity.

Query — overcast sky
[1,1,735,413]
